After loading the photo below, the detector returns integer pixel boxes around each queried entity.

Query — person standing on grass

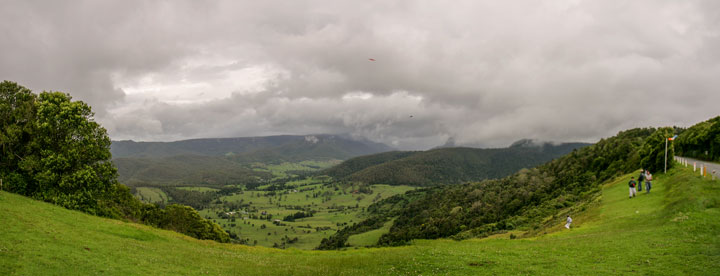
[565,215,572,229]
[629,176,637,198]
[637,169,645,192]
[645,170,652,194]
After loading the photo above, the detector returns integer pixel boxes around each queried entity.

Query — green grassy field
[2,164,719,275]
[134,187,169,203]
[252,160,341,178]
[176,187,220,192]
[200,182,415,249]
[347,219,395,247]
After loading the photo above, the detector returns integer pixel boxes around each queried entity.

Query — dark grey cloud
[2,0,719,149]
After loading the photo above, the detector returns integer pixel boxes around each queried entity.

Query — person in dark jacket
[629,177,637,198]
[637,169,645,192]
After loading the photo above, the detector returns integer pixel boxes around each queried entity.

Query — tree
[0,81,36,193]
[28,91,118,213]
[1,82,117,214]
[639,127,675,174]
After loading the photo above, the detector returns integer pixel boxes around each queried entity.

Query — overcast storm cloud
[2,0,719,149]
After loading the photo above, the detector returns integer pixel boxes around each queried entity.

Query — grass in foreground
[1,165,719,275]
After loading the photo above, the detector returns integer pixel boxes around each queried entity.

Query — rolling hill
[111,134,392,159]
[322,141,591,186]
[2,164,718,275]
[111,134,393,187]
[113,155,272,187]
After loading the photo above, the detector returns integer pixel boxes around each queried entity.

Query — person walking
[565,215,572,229]
[629,176,637,198]
[645,170,652,194]
[637,169,645,192]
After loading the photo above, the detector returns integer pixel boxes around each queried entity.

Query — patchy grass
[347,219,395,247]
[176,187,220,192]
[2,164,719,275]
[134,187,169,203]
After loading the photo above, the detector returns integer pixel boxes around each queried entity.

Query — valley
[117,137,587,249]
[3,164,718,275]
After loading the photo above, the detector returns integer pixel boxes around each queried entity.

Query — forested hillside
[322,141,590,186]
[321,151,419,179]
[112,135,391,159]
[112,135,393,187]
[114,155,271,187]
[320,127,675,248]
[675,115,720,162]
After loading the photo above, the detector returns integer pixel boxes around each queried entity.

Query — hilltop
[112,134,393,187]
[322,141,590,186]
[2,164,718,275]
[111,134,392,160]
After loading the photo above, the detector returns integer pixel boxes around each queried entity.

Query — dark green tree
[0,81,36,193]
[29,92,118,213]
[639,127,675,174]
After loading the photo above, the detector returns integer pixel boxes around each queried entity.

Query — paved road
[675,156,720,179]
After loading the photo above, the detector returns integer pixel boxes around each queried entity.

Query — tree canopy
[0,81,229,242]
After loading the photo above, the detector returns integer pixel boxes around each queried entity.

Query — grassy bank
[1,164,718,275]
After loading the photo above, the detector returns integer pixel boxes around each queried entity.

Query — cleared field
[252,160,340,178]
[347,219,395,247]
[134,187,169,203]
[200,182,415,249]
[177,187,220,192]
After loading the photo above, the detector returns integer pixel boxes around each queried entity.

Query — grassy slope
[2,165,719,275]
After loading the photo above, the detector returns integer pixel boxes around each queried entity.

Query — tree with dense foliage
[0,81,229,242]
[1,82,116,213]
[676,116,720,162]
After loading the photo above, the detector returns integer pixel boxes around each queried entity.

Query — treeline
[0,81,229,243]
[322,143,590,186]
[675,116,720,162]
[320,127,675,248]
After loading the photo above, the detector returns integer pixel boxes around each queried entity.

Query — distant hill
[111,135,393,187]
[322,151,419,179]
[111,134,392,159]
[228,135,395,163]
[113,155,272,187]
[321,141,591,186]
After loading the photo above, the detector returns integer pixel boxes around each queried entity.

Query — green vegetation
[346,219,394,247]
[0,81,228,242]
[177,187,220,192]
[252,160,340,179]
[134,187,169,204]
[114,155,271,187]
[320,128,660,248]
[3,164,718,275]
[322,142,590,186]
[676,115,720,162]
[1,81,117,215]
[112,135,391,160]
[199,180,415,249]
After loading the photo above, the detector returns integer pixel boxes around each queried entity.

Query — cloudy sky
[2,0,719,149]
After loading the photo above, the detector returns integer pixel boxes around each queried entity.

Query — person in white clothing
[565,215,572,229]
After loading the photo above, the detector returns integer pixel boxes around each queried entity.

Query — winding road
[675,156,720,179]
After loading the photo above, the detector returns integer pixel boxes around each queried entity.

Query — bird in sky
[368,58,376,61]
